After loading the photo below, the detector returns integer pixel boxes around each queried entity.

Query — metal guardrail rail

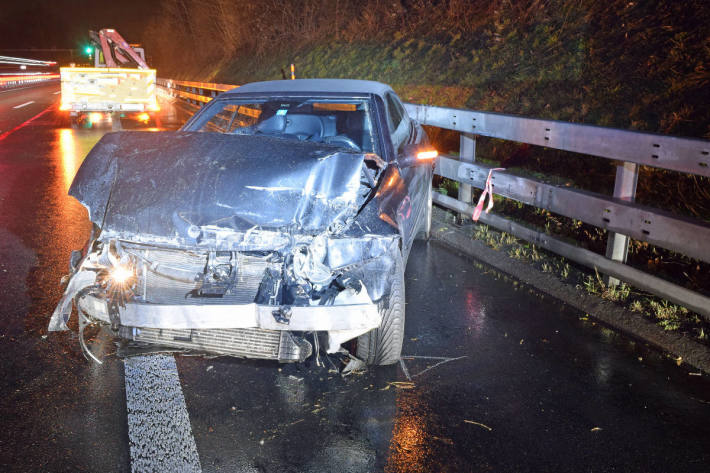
[403,103,710,320]
[405,104,710,177]
[157,78,235,105]
[435,156,710,263]
[158,78,710,319]
[0,73,59,89]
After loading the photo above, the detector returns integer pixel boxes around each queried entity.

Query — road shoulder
[430,208,710,374]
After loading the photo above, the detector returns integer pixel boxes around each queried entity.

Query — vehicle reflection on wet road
[0,86,708,472]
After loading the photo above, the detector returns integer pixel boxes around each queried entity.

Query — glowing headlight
[110,265,134,284]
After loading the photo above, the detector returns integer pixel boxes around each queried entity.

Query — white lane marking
[124,355,202,473]
[53,91,61,95]
[13,101,34,109]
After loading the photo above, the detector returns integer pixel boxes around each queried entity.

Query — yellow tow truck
[60,29,158,129]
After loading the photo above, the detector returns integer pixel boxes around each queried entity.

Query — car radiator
[122,326,310,362]
[129,248,271,304]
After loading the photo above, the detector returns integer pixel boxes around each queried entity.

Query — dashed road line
[124,355,202,473]
[13,101,34,109]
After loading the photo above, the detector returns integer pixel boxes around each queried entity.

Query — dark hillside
[147,0,710,138]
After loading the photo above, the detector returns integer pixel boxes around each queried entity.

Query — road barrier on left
[0,73,59,89]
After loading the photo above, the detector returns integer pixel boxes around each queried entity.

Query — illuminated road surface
[0,83,708,472]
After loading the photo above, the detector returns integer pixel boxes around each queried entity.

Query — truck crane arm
[89,28,149,69]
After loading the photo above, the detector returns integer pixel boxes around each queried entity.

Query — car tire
[356,252,405,365]
[416,181,433,241]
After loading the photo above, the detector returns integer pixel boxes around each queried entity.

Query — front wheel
[356,253,405,365]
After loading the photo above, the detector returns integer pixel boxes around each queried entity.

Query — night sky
[0,0,161,51]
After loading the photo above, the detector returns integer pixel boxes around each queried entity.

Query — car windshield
[188,97,379,153]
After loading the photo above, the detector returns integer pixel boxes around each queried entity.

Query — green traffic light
[84,46,93,55]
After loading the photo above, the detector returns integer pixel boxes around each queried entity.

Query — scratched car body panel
[50,79,435,365]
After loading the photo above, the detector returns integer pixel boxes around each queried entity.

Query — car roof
[222,79,395,98]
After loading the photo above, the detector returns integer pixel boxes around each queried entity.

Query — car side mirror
[397,144,438,168]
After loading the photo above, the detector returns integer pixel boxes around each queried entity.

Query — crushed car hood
[70,131,372,241]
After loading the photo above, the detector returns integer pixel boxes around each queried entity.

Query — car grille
[123,327,311,362]
[134,249,270,305]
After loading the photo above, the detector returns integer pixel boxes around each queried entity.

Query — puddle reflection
[386,391,429,471]
[57,129,77,191]
[465,287,486,337]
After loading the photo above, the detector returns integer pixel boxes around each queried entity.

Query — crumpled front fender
[331,236,400,302]
[48,270,97,331]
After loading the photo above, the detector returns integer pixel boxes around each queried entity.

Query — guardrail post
[457,133,476,222]
[605,161,639,286]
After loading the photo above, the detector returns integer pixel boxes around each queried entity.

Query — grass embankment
[147,0,710,339]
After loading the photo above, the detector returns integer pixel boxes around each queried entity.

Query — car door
[384,92,429,250]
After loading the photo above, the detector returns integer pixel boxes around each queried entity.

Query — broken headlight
[292,235,333,286]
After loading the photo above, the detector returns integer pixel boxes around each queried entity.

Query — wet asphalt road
[0,82,61,137]
[0,85,709,472]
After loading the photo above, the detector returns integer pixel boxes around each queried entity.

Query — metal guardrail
[404,103,710,319]
[435,155,710,263]
[0,73,59,89]
[157,78,235,105]
[405,104,710,177]
[158,78,710,318]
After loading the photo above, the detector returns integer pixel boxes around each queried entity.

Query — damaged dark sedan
[50,79,436,365]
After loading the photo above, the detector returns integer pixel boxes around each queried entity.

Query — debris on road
[402,355,468,379]
[464,420,493,431]
[381,381,415,390]
[341,356,366,376]
[431,435,454,445]
[399,358,412,381]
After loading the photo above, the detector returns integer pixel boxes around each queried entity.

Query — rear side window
[386,93,403,132]
[385,92,410,153]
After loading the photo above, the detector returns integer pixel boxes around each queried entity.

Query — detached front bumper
[75,293,379,332]
[113,300,380,362]
[50,274,380,361]
[117,300,379,331]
